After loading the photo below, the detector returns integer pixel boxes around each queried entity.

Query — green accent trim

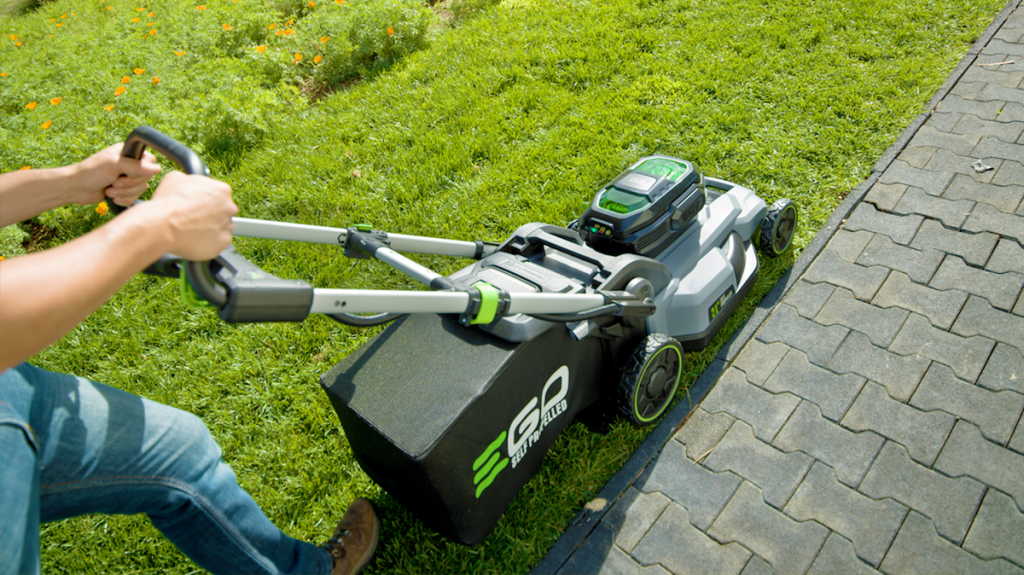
[473,431,506,471]
[179,267,210,308]
[354,223,373,232]
[633,346,682,423]
[475,458,508,499]
[470,282,499,325]
[473,452,500,485]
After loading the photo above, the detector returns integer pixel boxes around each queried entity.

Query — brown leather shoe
[323,498,380,575]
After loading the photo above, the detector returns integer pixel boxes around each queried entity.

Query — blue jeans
[0,363,333,575]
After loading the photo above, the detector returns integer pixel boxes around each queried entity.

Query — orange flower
[320,35,329,43]
[386,26,394,37]
[314,54,322,64]
[146,22,153,26]
[40,120,52,129]
[122,76,131,83]
[104,104,115,111]
[335,0,345,4]
[20,166,31,170]
[8,34,16,41]
[106,6,113,9]
[283,28,294,35]
[148,29,156,35]
[55,22,63,27]
[0,72,7,77]
[275,30,283,36]
[0,256,4,262]
[308,1,314,6]
[50,18,55,22]
[196,5,206,9]
[50,97,61,105]
[115,86,126,96]
[14,41,21,46]
[131,17,139,22]
[293,52,302,63]
[173,50,185,56]
[134,68,145,75]
[136,7,145,11]
[61,13,67,18]
[152,76,160,85]
[222,23,232,30]
[268,23,276,29]
[25,101,36,110]
[255,45,267,53]
[148,11,155,16]
[286,19,293,24]
[96,202,109,216]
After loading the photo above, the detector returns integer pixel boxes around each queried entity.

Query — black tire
[759,199,797,257]
[618,334,684,426]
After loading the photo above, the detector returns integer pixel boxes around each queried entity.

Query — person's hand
[146,171,237,261]
[72,143,161,207]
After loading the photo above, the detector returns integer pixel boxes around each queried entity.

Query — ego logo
[472,366,570,499]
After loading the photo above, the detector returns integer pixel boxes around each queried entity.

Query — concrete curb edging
[530,1,1021,571]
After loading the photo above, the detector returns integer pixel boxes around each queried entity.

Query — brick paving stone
[674,408,736,463]
[986,238,1024,274]
[763,351,866,421]
[739,556,774,575]
[878,161,956,198]
[785,461,907,567]
[910,219,999,267]
[942,174,1024,213]
[859,441,985,544]
[960,67,1024,90]
[978,342,1024,395]
[633,503,750,575]
[935,420,1024,511]
[842,381,956,466]
[954,113,1024,141]
[930,255,1024,311]
[909,125,983,156]
[864,182,907,212]
[880,511,1024,575]
[784,280,836,319]
[710,481,828,575]
[640,440,742,531]
[843,203,924,245]
[931,111,967,132]
[803,249,890,301]
[872,272,967,330]
[927,149,1003,184]
[755,304,850,367]
[704,421,813,509]
[993,159,1024,187]
[951,80,987,100]
[826,230,874,263]
[952,295,1024,352]
[936,94,1005,120]
[893,186,975,228]
[856,234,944,284]
[773,400,884,488]
[1003,104,1024,124]
[964,203,1024,244]
[816,288,909,348]
[911,363,1024,445]
[964,489,1024,569]
[978,82,1024,105]
[731,340,789,387]
[1016,293,1024,315]
[897,145,939,168]
[974,135,1024,162]
[602,487,671,553]
[828,332,930,402]
[890,313,994,383]
[1011,421,1024,455]
[806,533,881,575]
[556,522,673,575]
[700,368,801,443]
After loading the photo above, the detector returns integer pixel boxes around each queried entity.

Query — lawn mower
[119,127,797,545]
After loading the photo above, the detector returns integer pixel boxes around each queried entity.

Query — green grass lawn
[1,0,1004,572]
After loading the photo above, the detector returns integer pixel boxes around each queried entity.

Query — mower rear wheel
[760,199,798,257]
[618,334,684,427]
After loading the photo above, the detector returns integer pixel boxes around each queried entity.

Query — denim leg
[1,364,332,575]
[0,423,41,575]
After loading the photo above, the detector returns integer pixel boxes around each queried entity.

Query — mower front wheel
[759,199,798,257]
[618,334,684,427]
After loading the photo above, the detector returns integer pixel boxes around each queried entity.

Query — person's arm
[0,144,160,227]
[0,171,237,372]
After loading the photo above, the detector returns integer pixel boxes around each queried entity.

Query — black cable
[527,303,619,323]
[326,312,406,327]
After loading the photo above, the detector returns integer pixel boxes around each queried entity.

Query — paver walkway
[535,1,1024,573]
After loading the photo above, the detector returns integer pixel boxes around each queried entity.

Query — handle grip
[113,126,227,307]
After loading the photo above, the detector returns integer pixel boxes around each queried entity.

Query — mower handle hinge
[459,282,509,327]
[344,228,391,260]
